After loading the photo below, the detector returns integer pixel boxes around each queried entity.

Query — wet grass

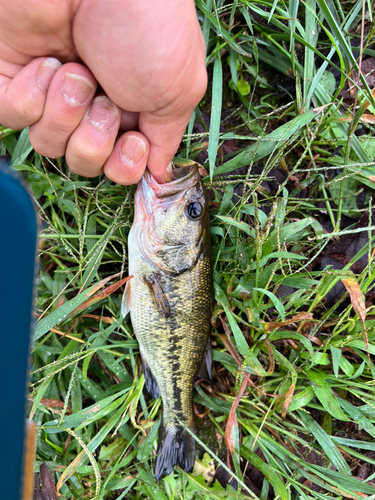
[3,0,375,498]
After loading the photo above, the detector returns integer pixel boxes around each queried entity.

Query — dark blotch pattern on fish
[125,165,212,480]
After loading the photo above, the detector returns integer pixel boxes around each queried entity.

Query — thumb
[139,108,193,184]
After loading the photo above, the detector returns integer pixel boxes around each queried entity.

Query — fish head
[133,164,210,275]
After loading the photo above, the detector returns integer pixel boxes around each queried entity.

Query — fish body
[122,165,212,480]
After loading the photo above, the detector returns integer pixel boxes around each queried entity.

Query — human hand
[0,0,207,184]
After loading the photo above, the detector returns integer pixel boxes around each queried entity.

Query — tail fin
[154,424,196,481]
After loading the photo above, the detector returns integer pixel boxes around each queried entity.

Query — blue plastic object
[0,159,38,499]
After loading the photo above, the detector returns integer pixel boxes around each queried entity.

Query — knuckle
[66,158,100,178]
[12,97,42,125]
[29,132,63,158]
[47,116,78,136]
[0,115,16,129]
[66,142,106,177]
[191,71,208,103]
[66,161,84,176]
[69,141,107,165]
[69,147,100,164]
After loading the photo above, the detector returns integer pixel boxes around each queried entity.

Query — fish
[122,164,212,480]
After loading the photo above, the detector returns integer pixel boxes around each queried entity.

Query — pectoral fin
[143,273,170,317]
[121,280,131,317]
[195,336,212,381]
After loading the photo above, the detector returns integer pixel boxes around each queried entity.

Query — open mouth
[170,165,197,182]
[143,164,200,199]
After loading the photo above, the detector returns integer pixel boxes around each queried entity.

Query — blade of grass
[297,409,351,474]
[208,50,223,180]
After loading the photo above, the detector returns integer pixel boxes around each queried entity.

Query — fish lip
[143,164,200,198]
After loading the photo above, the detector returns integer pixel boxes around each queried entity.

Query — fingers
[104,101,203,185]
[65,95,121,177]
[138,62,207,184]
[139,111,186,183]
[0,57,61,130]
[67,106,149,183]
[103,131,149,185]
[29,62,97,158]
[0,53,146,183]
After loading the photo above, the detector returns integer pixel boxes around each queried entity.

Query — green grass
[3,0,375,498]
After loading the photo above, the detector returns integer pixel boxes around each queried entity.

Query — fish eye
[186,201,203,220]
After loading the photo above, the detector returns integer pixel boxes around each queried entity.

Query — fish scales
[123,165,212,480]
[129,247,211,426]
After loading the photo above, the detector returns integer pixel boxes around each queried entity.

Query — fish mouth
[136,164,201,219]
[143,164,200,198]
[134,164,201,222]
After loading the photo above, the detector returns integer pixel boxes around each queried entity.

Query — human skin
[0,0,207,184]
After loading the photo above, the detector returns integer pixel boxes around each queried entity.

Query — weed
[3,0,375,498]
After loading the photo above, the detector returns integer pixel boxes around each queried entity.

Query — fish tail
[154,423,196,481]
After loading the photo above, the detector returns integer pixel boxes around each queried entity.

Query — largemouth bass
[122,164,212,480]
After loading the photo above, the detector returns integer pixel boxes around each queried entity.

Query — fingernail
[36,57,61,91]
[87,96,119,132]
[165,162,173,182]
[61,72,95,105]
[120,135,147,167]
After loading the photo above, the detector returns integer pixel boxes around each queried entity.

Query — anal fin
[195,336,212,381]
[142,356,160,399]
